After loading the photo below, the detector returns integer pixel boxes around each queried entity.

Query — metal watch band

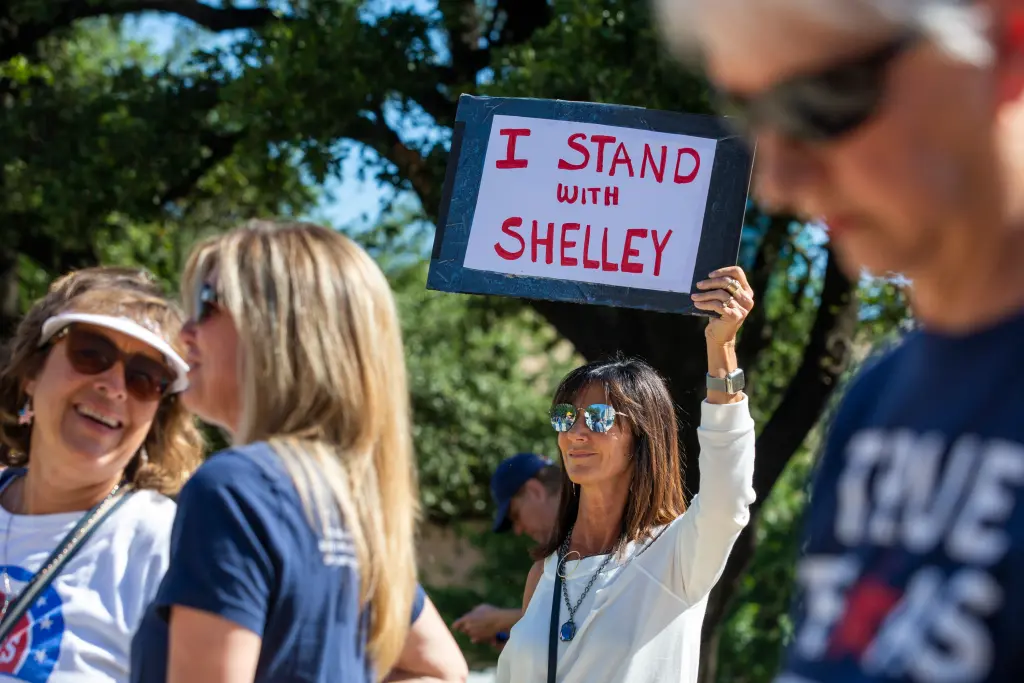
[706,369,745,394]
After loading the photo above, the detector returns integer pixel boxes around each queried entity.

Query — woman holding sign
[496,266,756,683]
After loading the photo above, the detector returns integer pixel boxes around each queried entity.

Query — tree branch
[696,248,858,683]
[749,252,856,502]
[528,300,625,359]
[118,0,278,31]
[737,214,790,372]
[436,0,489,84]
[158,130,244,207]
[342,111,450,217]
[380,129,437,205]
[437,0,553,88]
[1,0,279,61]
[408,80,459,129]
[790,263,814,312]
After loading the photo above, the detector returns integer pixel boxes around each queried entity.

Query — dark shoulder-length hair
[534,356,687,560]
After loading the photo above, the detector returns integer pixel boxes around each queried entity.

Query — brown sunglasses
[52,326,174,401]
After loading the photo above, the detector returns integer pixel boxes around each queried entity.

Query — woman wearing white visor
[0,267,203,682]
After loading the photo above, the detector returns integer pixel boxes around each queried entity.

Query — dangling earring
[17,400,34,426]
[138,447,149,466]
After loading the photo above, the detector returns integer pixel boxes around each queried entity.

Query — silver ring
[722,297,733,309]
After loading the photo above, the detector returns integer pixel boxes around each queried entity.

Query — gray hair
[654,0,993,67]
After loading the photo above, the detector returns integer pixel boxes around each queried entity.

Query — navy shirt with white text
[130,442,425,682]
[777,310,1024,683]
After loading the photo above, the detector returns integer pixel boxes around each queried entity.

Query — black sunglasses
[55,326,173,401]
[715,33,917,143]
[192,282,219,324]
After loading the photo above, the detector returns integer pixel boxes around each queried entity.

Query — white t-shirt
[497,398,757,683]
[0,478,175,683]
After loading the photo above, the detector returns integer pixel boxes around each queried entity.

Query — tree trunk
[695,250,858,683]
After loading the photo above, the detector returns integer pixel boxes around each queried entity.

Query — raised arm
[670,266,757,604]
[693,266,751,409]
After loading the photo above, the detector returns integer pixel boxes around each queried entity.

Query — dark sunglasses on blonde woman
[191,282,219,325]
[550,404,617,433]
[52,326,173,401]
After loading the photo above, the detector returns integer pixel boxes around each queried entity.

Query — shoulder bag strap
[548,557,563,683]
[0,484,134,642]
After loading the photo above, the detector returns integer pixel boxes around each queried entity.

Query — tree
[1,2,909,678]
[385,217,574,670]
[1,8,315,329]
[362,205,578,521]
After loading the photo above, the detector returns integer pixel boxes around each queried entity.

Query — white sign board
[461,114,718,294]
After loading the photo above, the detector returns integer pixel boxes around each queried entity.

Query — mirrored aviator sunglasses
[550,404,617,434]
[715,32,917,143]
[57,326,173,402]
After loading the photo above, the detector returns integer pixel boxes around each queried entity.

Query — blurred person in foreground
[130,220,467,683]
[657,0,1024,681]
[0,267,203,681]
[453,453,560,647]
[496,266,757,683]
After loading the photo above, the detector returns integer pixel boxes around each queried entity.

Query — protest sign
[427,96,753,315]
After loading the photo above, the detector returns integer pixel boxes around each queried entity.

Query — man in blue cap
[452,452,560,647]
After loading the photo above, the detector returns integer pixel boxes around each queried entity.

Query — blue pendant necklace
[557,527,614,642]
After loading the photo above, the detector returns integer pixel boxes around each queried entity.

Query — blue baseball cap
[491,452,552,533]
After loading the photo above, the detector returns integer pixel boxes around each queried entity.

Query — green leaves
[393,258,577,519]
[487,0,712,117]
[716,445,813,683]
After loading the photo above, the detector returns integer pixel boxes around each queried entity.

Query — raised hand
[691,266,755,345]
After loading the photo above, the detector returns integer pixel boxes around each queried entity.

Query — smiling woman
[496,266,758,683]
[0,267,203,683]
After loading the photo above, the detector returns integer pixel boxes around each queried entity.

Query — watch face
[729,370,745,392]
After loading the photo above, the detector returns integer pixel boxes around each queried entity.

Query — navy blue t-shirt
[130,442,426,682]
[777,310,1024,683]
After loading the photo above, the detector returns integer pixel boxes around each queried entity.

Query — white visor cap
[39,312,190,394]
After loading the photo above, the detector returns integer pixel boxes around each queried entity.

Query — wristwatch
[706,368,745,394]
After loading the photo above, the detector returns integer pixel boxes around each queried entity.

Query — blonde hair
[181,220,419,677]
[0,267,204,494]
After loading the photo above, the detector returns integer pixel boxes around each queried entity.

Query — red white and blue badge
[0,565,64,682]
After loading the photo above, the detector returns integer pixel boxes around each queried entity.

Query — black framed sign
[427,95,754,315]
